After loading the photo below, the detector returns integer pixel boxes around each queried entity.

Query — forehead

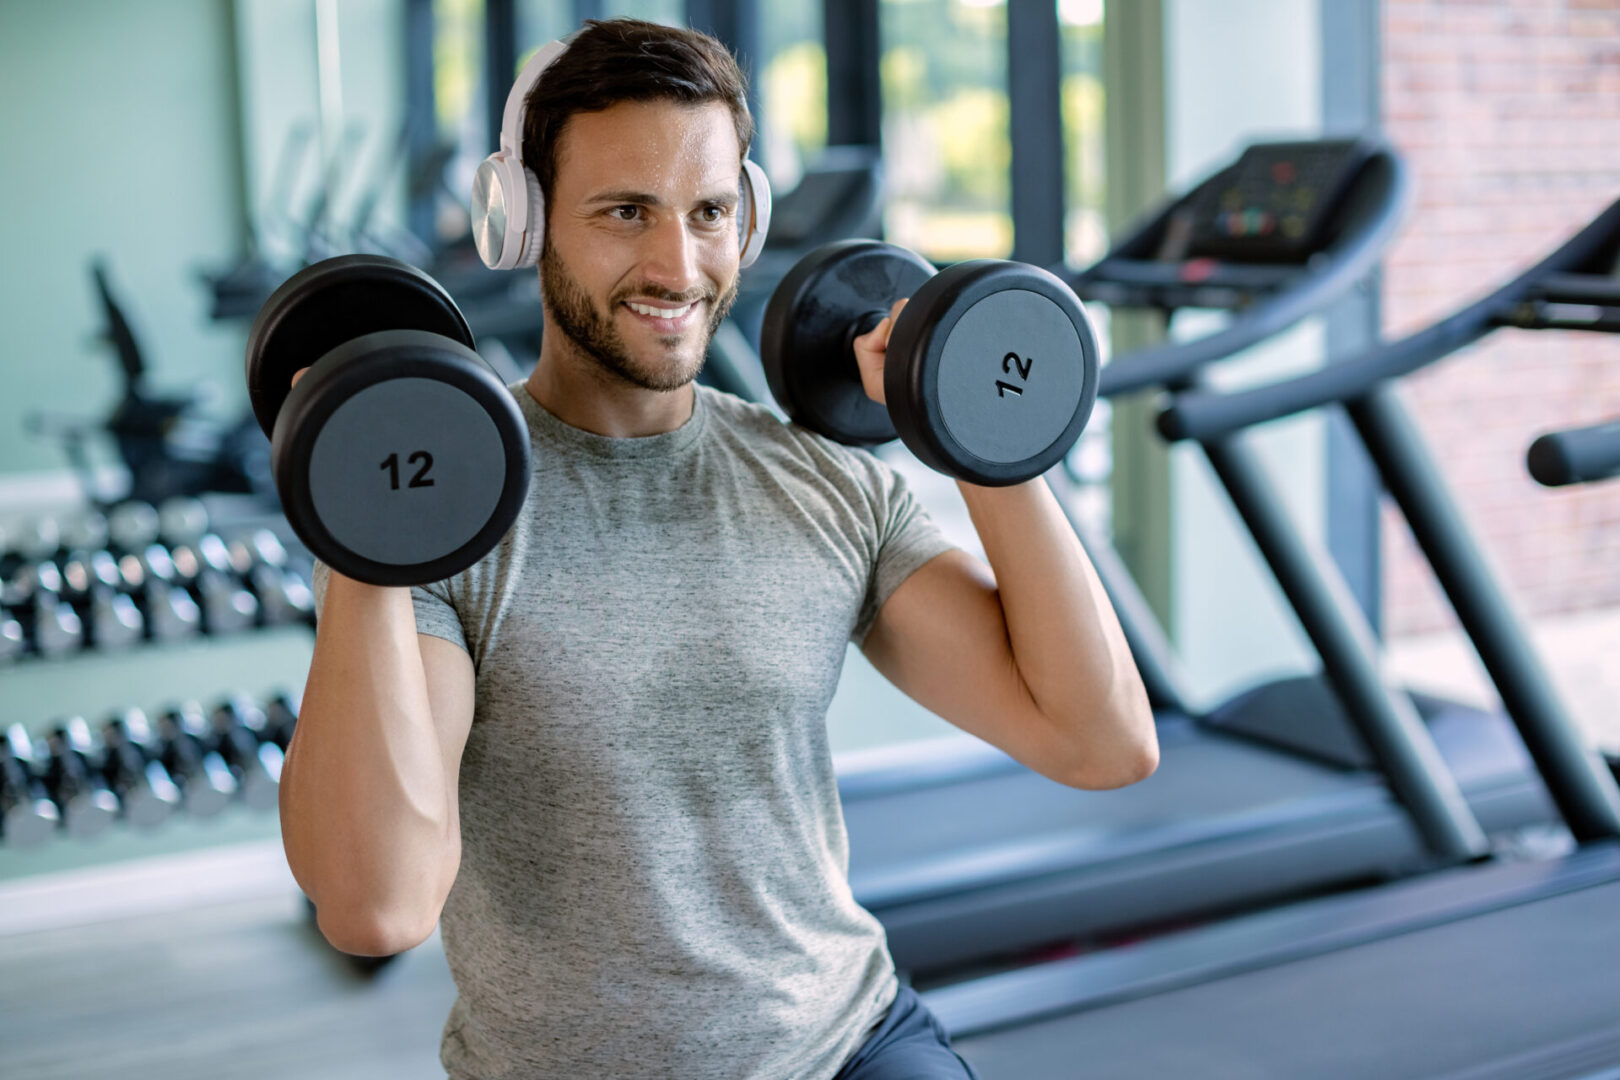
[551,99,742,195]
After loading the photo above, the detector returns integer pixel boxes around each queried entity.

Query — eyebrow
[584,188,740,208]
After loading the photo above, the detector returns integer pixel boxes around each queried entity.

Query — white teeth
[627,301,693,319]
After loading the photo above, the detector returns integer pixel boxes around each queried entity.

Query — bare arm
[854,305,1156,790]
[278,572,475,955]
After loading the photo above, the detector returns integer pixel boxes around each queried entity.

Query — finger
[290,367,311,387]
[852,316,892,353]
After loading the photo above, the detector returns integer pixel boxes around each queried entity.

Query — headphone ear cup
[516,167,545,269]
[739,159,772,268]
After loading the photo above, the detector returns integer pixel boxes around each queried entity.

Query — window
[759,0,827,189]
[879,0,1011,261]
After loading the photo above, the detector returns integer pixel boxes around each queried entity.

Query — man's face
[540,98,743,391]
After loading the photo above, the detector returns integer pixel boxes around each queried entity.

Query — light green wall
[0,0,248,482]
[0,0,403,882]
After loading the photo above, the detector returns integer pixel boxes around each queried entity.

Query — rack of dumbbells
[0,496,315,662]
[1,692,300,849]
[0,494,315,846]
[0,498,397,967]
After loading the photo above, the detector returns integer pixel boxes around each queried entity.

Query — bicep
[860,550,1071,784]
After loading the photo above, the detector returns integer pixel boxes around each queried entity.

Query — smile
[625,300,695,319]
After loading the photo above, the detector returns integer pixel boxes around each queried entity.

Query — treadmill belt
[953,880,1620,1080]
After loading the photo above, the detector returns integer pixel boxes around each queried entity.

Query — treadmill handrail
[1527,416,1620,487]
[1158,195,1620,442]
[1061,146,1413,398]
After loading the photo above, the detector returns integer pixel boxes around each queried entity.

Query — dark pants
[832,985,981,1080]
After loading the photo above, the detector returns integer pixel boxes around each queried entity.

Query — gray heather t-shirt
[312,381,955,1079]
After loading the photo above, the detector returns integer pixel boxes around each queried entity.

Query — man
[279,18,1155,1080]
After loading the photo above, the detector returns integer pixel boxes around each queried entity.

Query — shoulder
[697,384,893,487]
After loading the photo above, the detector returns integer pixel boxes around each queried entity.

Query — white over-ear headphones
[469,35,772,271]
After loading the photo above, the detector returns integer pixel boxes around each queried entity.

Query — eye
[610,205,641,222]
[699,204,726,224]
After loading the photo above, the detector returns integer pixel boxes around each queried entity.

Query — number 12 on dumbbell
[997,351,1034,398]
[245,256,529,587]
[379,451,436,490]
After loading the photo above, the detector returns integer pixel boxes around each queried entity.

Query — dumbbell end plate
[246,255,476,441]
[760,240,935,446]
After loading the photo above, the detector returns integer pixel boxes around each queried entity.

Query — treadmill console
[1184,139,1377,263]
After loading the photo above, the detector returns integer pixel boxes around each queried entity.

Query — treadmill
[928,193,1620,1080]
[840,138,1563,974]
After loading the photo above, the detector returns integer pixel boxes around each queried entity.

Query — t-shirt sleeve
[310,560,470,655]
[851,456,959,645]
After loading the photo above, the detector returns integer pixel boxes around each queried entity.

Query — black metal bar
[404,0,437,245]
[1348,385,1620,841]
[1320,0,1383,631]
[1007,0,1064,267]
[1200,427,1489,863]
[1528,418,1620,487]
[824,0,883,148]
[485,0,518,156]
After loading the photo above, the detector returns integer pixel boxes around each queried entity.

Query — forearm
[957,478,1156,780]
[279,573,455,945]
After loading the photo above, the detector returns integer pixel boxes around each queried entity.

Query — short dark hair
[521,19,754,217]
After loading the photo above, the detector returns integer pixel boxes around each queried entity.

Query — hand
[850,298,908,407]
[291,367,311,387]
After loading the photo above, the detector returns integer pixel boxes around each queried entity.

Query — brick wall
[1379,0,1620,637]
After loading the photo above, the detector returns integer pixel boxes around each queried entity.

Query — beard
[539,240,739,392]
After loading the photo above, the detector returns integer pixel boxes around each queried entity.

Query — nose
[638,215,702,297]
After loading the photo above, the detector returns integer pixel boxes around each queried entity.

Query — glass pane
[880,0,1011,261]
[433,0,486,247]
[759,0,827,188]
[1060,0,1106,266]
[517,1,574,57]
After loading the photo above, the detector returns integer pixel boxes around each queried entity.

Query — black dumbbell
[21,562,85,658]
[135,543,204,642]
[245,255,530,586]
[100,709,182,828]
[42,720,121,839]
[192,534,260,632]
[209,697,283,812]
[760,240,1102,486]
[2,725,60,848]
[261,692,300,752]
[60,549,145,650]
[155,704,238,817]
[231,530,315,626]
[0,612,23,664]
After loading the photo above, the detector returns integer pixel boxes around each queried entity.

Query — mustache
[611,283,715,306]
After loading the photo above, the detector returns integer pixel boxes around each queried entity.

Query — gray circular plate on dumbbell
[245,256,530,586]
[761,239,1101,486]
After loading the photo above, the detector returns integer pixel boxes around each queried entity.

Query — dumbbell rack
[0,497,316,664]
[0,692,301,851]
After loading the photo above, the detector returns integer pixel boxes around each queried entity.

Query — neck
[525,330,695,439]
